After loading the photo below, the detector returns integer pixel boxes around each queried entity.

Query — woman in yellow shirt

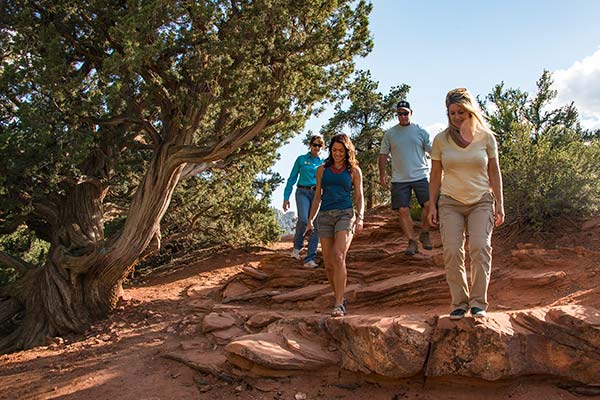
[428,88,505,320]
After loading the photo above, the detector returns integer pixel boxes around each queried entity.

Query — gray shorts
[391,178,430,209]
[317,208,355,238]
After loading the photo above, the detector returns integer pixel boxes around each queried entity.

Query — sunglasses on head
[311,143,323,148]
[397,111,410,116]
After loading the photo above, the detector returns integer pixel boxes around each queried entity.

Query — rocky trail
[1,208,599,399]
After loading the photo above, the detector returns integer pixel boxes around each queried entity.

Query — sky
[272,0,600,212]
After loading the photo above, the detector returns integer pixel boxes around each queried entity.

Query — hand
[304,221,314,238]
[379,175,388,187]
[428,207,438,227]
[495,205,505,227]
[353,219,363,235]
[283,200,290,212]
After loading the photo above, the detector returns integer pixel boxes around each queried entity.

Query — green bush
[500,123,600,232]
[0,226,50,286]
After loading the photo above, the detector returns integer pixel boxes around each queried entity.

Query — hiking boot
[405,239,418,255]
[419,231,433,250]
[449,309,466,320]
[290,248,302,260]
[303,260,319,269]
[470,307,487,318]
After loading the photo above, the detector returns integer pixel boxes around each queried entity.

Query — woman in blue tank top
[306,134,364,317]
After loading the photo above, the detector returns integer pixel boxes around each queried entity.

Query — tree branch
[0,251,36,274]
[80,115,161,147]
[171,113,283,166]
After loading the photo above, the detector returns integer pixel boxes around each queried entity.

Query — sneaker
[290,248,302,260]
[470,307,487,318]
[419,231,433,250]
[331,304,346,317]
[303,260,319,269]
[449,309,466,320]
[405,239,418,255]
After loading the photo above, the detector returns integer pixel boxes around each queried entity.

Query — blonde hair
[445,88,487,128]
[443,88,491,146]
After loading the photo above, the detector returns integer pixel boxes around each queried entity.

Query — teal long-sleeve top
[283,152,325,201]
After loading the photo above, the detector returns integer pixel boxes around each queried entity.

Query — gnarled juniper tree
[0,0,372,353]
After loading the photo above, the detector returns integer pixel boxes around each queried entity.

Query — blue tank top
[320,166,353,211]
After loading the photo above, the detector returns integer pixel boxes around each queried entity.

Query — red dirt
[1,210,599,400]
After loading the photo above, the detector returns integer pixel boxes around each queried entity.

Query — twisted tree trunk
[0,145,184,353]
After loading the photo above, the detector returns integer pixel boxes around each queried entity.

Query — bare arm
[428,160,442,227]
[305,166,324,235]
[378,154,389,186]
[488,158,505,226]
[353,167,365,235]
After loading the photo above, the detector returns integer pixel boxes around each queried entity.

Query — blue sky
[272,0,600,211]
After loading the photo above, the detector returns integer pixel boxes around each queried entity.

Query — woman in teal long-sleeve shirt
[283,135,325,268]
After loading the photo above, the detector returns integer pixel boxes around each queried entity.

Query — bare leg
[421,201,431,232]
[332,229,354,306]
[320,237,335,293]
[398,207,415,240]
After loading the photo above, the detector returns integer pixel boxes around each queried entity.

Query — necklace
[330,164,346,173]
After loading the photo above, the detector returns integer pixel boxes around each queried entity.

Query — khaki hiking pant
[438,192,495,311]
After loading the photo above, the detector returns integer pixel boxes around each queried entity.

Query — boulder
[202,312,237,333]
[224,318,338,376]
[246,311,285,329]
[426,305,600,384]
[325,315,432,378]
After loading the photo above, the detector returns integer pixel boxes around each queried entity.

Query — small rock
[294,392,307,400]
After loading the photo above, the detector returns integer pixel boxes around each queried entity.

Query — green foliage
[482,71,600,232]
[0,0,373,270]
[320,70,410,209]
[0,226,50,286]
[139,148,283,269]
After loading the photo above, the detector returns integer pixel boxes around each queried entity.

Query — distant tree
[0,0,372,352]
[320,70,409,209]
[481,71,600,232]
[482,70,598,147]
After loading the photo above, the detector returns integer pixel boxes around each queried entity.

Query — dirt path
[1,211,599,399]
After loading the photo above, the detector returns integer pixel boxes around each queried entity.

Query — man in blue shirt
[379,100,433,255]
[283,135,325,267]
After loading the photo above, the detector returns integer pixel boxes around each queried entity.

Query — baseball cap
[396,100,411,111]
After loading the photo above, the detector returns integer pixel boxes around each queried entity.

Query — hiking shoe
[419,231,433,250]
[405,239,418,255]
[331,304,346,317]
[303,260,319,269]
[449,309,466,320]
[290,248,302,260]
[470,307,487,318]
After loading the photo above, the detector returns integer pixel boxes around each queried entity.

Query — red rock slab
[225,325,338,376]
[202,312,237,333]
[353,270,446,302]
[325,315,432,378]
[426,305,600,384]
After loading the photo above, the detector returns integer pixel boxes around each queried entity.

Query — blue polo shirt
[283,152,325,201]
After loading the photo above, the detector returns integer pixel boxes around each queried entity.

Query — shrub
[500,122,600,232]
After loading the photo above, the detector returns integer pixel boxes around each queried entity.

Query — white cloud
[552,48,600,129]
[425,122,446,139]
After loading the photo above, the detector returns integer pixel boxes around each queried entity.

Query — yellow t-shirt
[431,128,499,205]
